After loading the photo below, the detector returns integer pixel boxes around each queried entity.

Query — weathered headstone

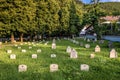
[95,45,101,52]
[53,39,56,43]
[87,38,90,42]
[50,64,58,72]
[94,38,97,42]
[14,44,18,47]
[37,49,41,53]
[51,54,56,58]
[70,49,77,58]
[66,46,71,53]
[85,44,90,48]
[29,46,32,49]
[80,64,89,71]
[10,54,16,59]
[52,43,56,49]
[90,53,95,58]
[18,46,21,49]
[32,54,37,59]
[20,43,23,45]
[110,49,118,58]
[21,49,26,53]
[7,50,12,53]
[18,64,27,72]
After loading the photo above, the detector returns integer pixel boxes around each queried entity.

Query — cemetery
[0,0,120,80]
[0,38,120,80]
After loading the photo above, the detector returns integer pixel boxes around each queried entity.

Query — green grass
[0,38,120,80]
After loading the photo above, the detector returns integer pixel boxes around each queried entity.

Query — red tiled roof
[100,16,120,21]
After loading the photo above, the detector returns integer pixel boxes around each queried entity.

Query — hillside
[99,2,120,15]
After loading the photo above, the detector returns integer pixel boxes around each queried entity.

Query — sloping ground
[0,38,120,80]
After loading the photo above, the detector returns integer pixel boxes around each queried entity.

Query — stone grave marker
[24,42,27,44]
[32,54,37,59]
[110,49,118,58]
[80,64,89,71]
[53,39,56,43]
[7,50,12,53]
[10,54,16,59]
[50,64,58,72]
[85,44,90,48]
[37,49,41,53]
[94,38,97,42]
[66,46,71,53]
[21,49,26,53]
[87,38,90,42]
[52,43,56,49]
[90,53,95,58]
[18,64,27,72]
[51,54,56,58]
[20,43,23,45]
[95,45,101,52]
[18,46,21,49]
[29,46,32,49]
[14,44,18,47]
[70,49,77,58]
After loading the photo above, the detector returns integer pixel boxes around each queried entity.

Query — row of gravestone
[66,45,118,58]
[66,38,118,58]
[18,64,89,72]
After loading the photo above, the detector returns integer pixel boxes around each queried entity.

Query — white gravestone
[53,39,56,43]
[80,64,89,71]
[0,42,2,45]
[20,43,23,45]
[85,44,90,48]
[95,45,101,52]
[18,46,21,49]
[110,49,118,58]
[37,49,41,53]
[21,49,26,53]
[0,42,2,48]
[7,50,12,53]
[29,46,32,49]
[66,46,71,53]
[14,44,18,47]
[10,54,16,59]
[51,54,56,58]
[70,49,77,58]
[18,64,27,72]
[32,54,37,59]
[90,54,95,58]
[87,39,90,42]
[50,64,58,72]
[52,43,56,49]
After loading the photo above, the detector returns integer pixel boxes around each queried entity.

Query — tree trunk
[20,33,24,42]
[11,33,14,43]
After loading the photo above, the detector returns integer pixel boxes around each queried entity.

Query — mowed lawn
[0,38,120,80]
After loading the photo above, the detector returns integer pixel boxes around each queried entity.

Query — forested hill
[99,2,120,15]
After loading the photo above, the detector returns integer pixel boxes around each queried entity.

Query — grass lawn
[0,38,120,80]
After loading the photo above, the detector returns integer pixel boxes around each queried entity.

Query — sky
[82,0,120,4]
